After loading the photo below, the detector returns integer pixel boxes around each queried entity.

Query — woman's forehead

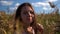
[21,6,33,11]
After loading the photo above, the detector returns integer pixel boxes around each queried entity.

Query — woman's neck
[23,23,30,29]
[22,22,31,28]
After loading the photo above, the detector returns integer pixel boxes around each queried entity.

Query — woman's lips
[27,17,32,21]
[27,17,31,21]
[27,18,30,20]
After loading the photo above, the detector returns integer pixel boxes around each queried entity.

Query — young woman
[14,2,44,34]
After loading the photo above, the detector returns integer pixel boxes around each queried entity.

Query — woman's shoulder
[36,23,44,34]
[37,23,44,30]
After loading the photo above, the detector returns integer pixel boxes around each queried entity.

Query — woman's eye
[30,11,34,14]
[23,12,27,14]
[23,11,34,15]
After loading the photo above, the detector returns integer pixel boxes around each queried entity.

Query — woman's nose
[27,12,31,17]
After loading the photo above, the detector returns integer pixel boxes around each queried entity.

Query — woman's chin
[26,21,32,24]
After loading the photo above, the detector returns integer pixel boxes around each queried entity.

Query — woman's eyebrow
[28,10,33,12]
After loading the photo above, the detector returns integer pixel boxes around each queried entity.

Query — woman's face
[20,6,34,25]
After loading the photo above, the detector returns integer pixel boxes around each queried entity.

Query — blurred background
[0,0,60,34]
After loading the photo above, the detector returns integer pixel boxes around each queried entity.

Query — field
[0,10,60,34]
